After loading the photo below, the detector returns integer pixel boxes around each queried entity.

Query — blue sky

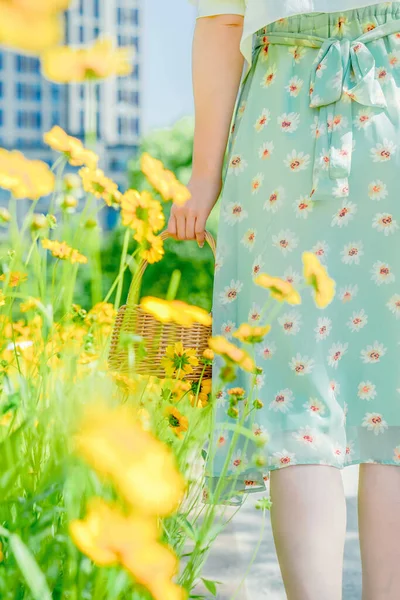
[142,0,197,134]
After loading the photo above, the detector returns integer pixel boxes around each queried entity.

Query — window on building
[80,109,85,133]
[131,90,140,106]
[79,0,84,15]
[0,52,4,71]
[131,9,139,25]
[132,64,140,80]
[0,110,3,127]
[94,0,100,18]
[16,82,42,101]
[131,37,139,53]
[93,26,100,39]
[131,118,140,136]
[15,55,40,73]
[117,7,123,25]
[109,157,126,172]
[51,85,60,102]
[52,111,60,126]
[79,26,84,43]
[0,82,4,99]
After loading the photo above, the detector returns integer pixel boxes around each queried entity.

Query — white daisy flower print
[259,141,275,160]
[327,342,348,369]
[254,108,271,132]
[371,139,397,162]
[261,63,278,87]
[376,66,389,84]
[272,229,299,255]
[371,260,395,285]
[315,316,332,341]
[294,196,313,219]
[339,284,358,302]
[289,353,315,376]
[362,413,388,435]
[278,310,302,335]
[347,309,368,332]
[310,116,326,138]
[252,422,268,438]
[216,429,229,446]
[393,446,400,464]
[315,60,328,78]
[332,182,350,198]
[331,201,357,227]
[231,449,248,470]
[264,186,285,213]
[332,444,346,461]
[283,266,302,285]
[333,16,350,36]
[289,46,307,63]
[303,397,326,416]
[284,150,310,172]
[228,154,248,175]
[341,241,364,265]
[258,341,277,360]
[252,254,263,277]
[278,112,300,133]
[388,50,400,68]
[327,113,348,132]
[345,441,355,462]
[293,426,319,448]
[269,388,294,413]
[224,202,248,225]
[354,108,374,130]
[251,173,264,194]
[241,228,257,250]
[361,341,387,364]
[387,294,400,318]
[312,240,329,262]
[286,76,304,97]
[318,149,330,171]
[372,213,399,236]
[238,101,246,118]
[214,250,224,273]
[368,180,388,201]
[248,303,262,323]
[358,381,377,401]
[221,321,236,338]
[255,373,266,390]
[219,280,243,305]
[330,380,341,397]
[271,450,298,468]
[216,389,227,407]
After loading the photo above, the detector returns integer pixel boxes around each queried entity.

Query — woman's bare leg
[359,464,400,600]
[270,465,346,600]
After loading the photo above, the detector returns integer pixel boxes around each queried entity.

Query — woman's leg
[359,464,400,600]
[270,465,346,600]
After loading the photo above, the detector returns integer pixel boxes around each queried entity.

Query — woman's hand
[167,175,222,247]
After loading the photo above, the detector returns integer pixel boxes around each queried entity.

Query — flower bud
[0,207,11,223]
[31,213,48,231]
[227,406,239,419]
[253,398,264,410]
[252,453,267,468]
[61,195,78,210]
[64,173,81,191]
[84,218,98,229]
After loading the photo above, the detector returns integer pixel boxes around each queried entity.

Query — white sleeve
[196,0,245,18]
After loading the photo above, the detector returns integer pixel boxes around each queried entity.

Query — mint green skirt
[206,3,400,505]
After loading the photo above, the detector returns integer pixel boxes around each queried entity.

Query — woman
[168,2,400,598]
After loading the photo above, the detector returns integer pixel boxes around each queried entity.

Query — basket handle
[126,229,217,307]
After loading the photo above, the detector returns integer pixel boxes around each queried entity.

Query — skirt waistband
[256,2,400,40]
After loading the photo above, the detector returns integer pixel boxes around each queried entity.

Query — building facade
[0,0,141,188]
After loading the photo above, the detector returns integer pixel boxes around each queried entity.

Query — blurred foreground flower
[0,271,27,287]
[255,273,301,305]
[0,149,55,199]
[0,0,70,53]
[76,404,186,517]
[208,336,256,373]
[0,290,5,307]
[42,239,87,264]
[44,126,98,169]
[140,297,212,327]
[302,252,335,308]
[70,499,186,600]
[121,189,165,238]
[161,342,199,379]
[79,167,121,207]
[233,323,271,344]
[141,153,191,206]
[165,406,189,439]
[42,37,134,83]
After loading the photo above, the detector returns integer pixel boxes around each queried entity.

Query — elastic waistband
[257,2,400,40]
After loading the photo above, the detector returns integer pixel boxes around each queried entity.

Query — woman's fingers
[175,212,186,240]
[195,214,207,248]
[185,213,196,240]
[167,213,177,238]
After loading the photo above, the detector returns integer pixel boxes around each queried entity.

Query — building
[0,0,142,190]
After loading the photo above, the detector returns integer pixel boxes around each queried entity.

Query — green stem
[114,229,130,309]
[84,81,97,149]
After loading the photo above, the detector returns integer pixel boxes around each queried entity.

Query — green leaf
[201,449,207,461]
[201,578,222,596]
[9,533,52,600]
[174,514,198,542]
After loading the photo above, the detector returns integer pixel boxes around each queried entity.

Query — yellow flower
[86,302,116,326]
[20,297,40,312]
[0,207,11,223]
[70,499,186,600]
[0,271,27,287]
[227,387,246,400]
[0,290,5,307]
[41,239,87,264]
[0,1,69,53]
[202,348,214,361]
[44,126,98,169]
[140,152,191,206]
[138,231,165,264]
[255,273,301,305]
[140,297,212,328]
[302,252,336,309]
[111,371,137,393]
[42,37,134,83]
[208,336,256,373]
[233,323,271,344]
[161,342,199,379]
[0,411,13,426]
[190,378,212,408]
[0,149,55,200]
[167,379,191,403]
[165,406,189,439]
[79,167,119,206]
[121,189,165,236]
[77,404,186,516]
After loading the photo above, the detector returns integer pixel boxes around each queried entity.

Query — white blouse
[196,1,386,66]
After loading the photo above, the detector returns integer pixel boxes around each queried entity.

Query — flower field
[0,2,336,599]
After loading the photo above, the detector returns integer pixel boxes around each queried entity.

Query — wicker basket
[108,230,216,381]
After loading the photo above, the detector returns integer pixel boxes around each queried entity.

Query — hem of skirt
[203,458,400,507]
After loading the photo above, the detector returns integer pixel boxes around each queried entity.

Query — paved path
[202,466,361,600]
